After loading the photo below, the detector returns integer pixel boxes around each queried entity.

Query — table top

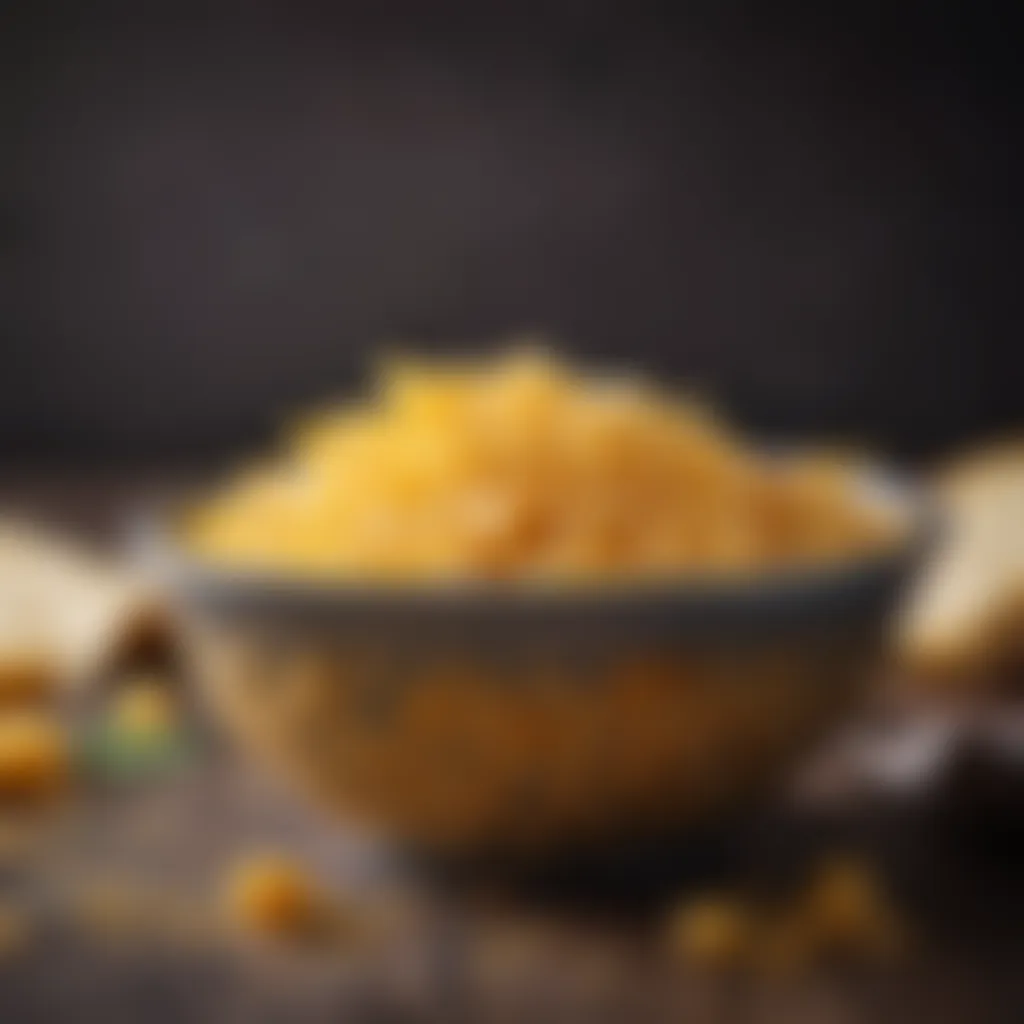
[3,471,1024,1024]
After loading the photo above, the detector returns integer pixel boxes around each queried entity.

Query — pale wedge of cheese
[0,521,168,696]
[897,442,1024,682]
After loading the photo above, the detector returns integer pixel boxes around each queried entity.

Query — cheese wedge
[0,521,168,694]
[897,442,1024,682]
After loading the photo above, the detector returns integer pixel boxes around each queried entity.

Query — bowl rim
[134,464,937,617]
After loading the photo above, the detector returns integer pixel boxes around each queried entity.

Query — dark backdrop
[1,2,1021,462]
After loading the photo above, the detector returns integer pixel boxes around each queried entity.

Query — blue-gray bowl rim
[134,465,937,630]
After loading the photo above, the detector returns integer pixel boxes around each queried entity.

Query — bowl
[142,470,930,857]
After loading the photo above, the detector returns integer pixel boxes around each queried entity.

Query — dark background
[1,2,1021,464]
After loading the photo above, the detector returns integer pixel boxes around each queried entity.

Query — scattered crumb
[798,855,907,963]
[666,895,755,973]
[110,675,178,739]
[223,852,327,940]
[666,854,909,980]
[0,903,32,958]
[0,648,57,708]
[0,711,70,803]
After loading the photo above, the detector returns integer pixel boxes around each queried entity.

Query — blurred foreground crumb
[797,855,906,962]
[666,895,755,973]
[0,711,69,803]
[667,854,908,980]
[110,674,178,739]
[224,852,329,940]
[0,646,57,708]
[0,902,32,958]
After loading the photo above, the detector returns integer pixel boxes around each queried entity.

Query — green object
[79,721,194,783]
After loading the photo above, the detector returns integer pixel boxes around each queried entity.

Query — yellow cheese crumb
[0,712,69,803]
[668,855,908,980]
[111,676,178,738]
[0,903,31,958]
[666,895,755,972]
[0,649,57,708]
[223,852,324,938]
[799,855,906,962]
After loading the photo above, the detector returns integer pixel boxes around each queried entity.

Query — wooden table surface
[3,471,1024,1024]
